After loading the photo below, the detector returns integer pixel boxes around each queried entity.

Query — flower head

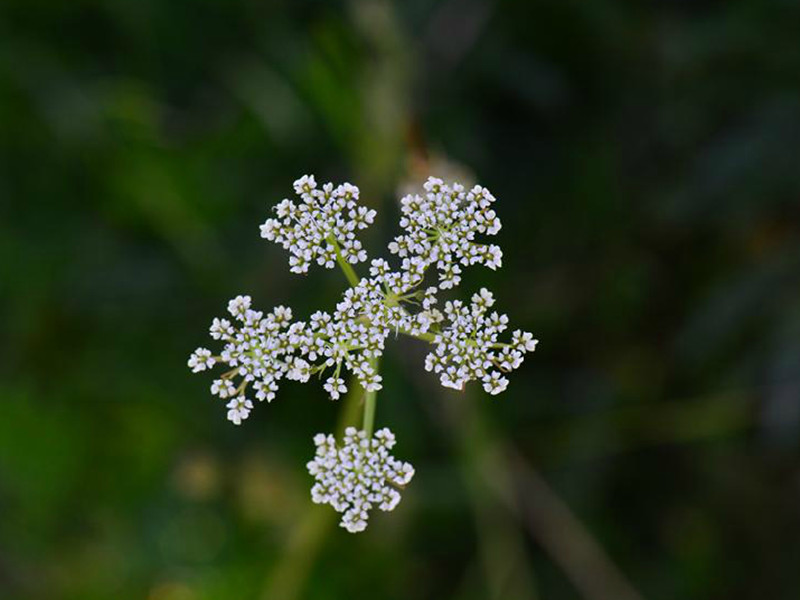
[260,175,375,274]
[189,174,539,535]
[424,288,537,394]
[190,176,536,424]
[389,178,503,289]
[306,427,415,533]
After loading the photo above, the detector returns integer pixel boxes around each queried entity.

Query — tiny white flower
[471,287,495,309]
[211,378,236,398]
[324,376,347,400]
[512,330,538,353]
[482,371,509,395]
[188,347,215,372]
[226,396,253,425]
[293,174,317,196]
[209,318,234,340]
[227,295,251,318]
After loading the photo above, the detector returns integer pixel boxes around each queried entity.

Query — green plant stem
[328,235,360,287]
[326,235,380,435]
[362,356,380,436]
[337,374,367,437]
[327,233,435,436]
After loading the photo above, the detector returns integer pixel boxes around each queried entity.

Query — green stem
[336,374,366,437]
[327,235,360,287]
[362,356,380,436]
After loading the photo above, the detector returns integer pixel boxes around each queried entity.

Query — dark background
[2,1,800,599]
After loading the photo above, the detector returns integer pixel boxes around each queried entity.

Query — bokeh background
[3,1,800,599]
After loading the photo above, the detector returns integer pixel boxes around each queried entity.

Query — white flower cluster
[189,175,537,425]
[307,427,414,533]
[425,288,538,394]
[259,175,375,274]
[189,174,538,532]
[188,292,384,423]
[389,177,503,289]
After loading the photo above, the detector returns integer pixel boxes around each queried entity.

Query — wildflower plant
[189,175,537,532]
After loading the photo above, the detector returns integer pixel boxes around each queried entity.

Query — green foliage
[2,0,800,598]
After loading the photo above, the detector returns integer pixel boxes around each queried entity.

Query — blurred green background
[2,0,800,599]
